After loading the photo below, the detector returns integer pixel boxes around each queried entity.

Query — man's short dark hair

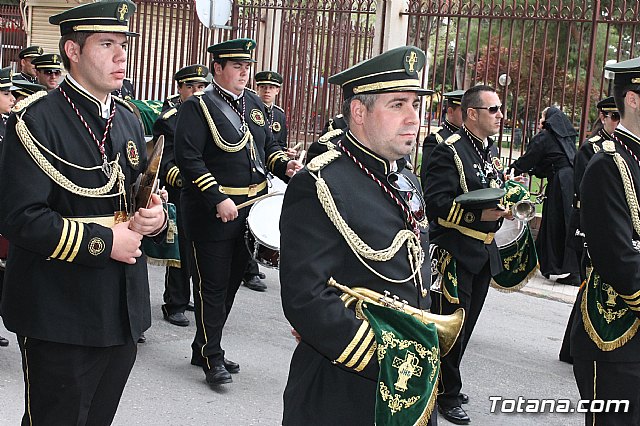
[341,93,379,125]
[461,84,497,121]
[59,32,91,71]
[211,59,229,71]
[612,83,640,118]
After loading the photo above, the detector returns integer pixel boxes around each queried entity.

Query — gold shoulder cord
[447,144,469,193]
[198,96,252,153]
[15,111,125,199]
[612,153,640,235]
[311,170,424,285]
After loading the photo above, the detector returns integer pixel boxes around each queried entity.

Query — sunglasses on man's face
[603,111,620,121]
[44,70,62,76]
[471,105,502,114]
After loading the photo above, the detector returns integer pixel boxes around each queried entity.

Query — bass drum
[491,217,538,291]
[245,193,284,269]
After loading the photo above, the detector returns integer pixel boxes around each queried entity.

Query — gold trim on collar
[346,132,389,174]
[352,79,421,94]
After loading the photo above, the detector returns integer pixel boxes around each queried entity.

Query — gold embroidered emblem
[392,351,422,392]
[464,212,475,223]
[492,156,503,171]
[250,109,265,126]
[246,41,252,51]
[271,121,281,132]
[197,66,203,76]
[267,72,272,80]
[117,3,128,21]
[126,140,140,167]
[52,54,58,64]
[405,51,418,73]
[37,47,43,55]
[88,237,105,256]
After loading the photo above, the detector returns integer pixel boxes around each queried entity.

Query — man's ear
[64,40,80,66]
[350,99,366,126]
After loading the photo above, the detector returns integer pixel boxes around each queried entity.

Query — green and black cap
[443,89,465,107]
[605,57,640,86]
[596,96,618,112]
[328,46,432,98]
[32,54,63,71]
[175,64,210,84]
[0,67,17,91]
[18,46,43,59]
[208,38,257,63]
[49,0,138,37]
[255,71,283,87]
[12,79,46,98]
[454,188,506,209]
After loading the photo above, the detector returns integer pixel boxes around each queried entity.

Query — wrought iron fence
[0,5,26,68]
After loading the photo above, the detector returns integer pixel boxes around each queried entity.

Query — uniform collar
[443,119,459,133]
[212,79,243,100]
[64,76,112,119]
[343,131,393,175]
[462,124,488,150]
[615,125,640,146]
[599,128,611,140]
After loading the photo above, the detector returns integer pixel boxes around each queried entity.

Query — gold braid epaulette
[611,150,640,236]
[309,162,423,284]
[197,94,251,153]
[12,90,47,113]
[14,111,125,198]
[318,128,343,143]
[444,134,469,193]
[113,96,134,113]
[307,149,341,172]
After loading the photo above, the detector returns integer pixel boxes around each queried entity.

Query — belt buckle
[247,184,258,197]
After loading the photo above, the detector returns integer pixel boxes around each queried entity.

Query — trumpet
[328,278,464,356]
[509,199,536,222]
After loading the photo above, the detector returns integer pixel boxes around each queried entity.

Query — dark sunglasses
[387,172,426,223]
[44,70,62,76]
[603,111,620,121]
[471,104,502,114]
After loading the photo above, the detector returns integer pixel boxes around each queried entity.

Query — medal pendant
[102,161,112,178]
[114,211,128,224]
[240,123,249,134]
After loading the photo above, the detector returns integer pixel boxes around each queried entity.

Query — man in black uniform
[31,53,63,91]
[559,96,619,364]
[16,45,43,84]
[0,66,16,348]
[153,64,210,327]
[424,85,508,425]
[239,70,289,292]
[420,89,464,187]
[113,77,135,100]
[570,57,640,425]
[174,38,302,387]
[280,46,435,425]
[11,79,46,102]
[0,1,167,423]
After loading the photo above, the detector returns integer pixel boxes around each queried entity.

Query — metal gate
[404,0,640,165]
[0,4,26,68]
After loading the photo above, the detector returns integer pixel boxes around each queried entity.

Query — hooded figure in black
[510,106,580,284]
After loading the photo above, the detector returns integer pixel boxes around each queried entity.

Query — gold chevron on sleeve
[345,329,375,368]
[51,218,70,259]
[447,202,461,223]
[335,321,369,364]
[58,220,78,261]
[194,173,217,192]
[66,222,84,262]
[354,339,377,372]
[620,290,640,304]
[453,206,464,225]
[267,151,287,171]
[167,166,180,186]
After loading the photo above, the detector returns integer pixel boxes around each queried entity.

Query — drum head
[494,219,526,248]
[246,193,284,251]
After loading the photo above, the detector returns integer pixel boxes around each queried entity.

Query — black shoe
[258,272,266,279]
[206,364,232,386]
[137,333,146,344]
[459,393,469,404]
[243,276,267,292]
[186,302,195,312]
[438,405,470,425]
[223,358,240,374]
[556,274,581,286]
[164,311,190,327]
[0,335,8,347]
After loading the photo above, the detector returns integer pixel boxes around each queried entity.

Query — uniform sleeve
[510,132,546,174]
[0,112,113,268]
[582,154,640,317]
[280,171,379,380]
[153,112,181,188]
[423,144,483,229]
[264,122,289,180]
[173,98,227,211]
[420,133,437,188]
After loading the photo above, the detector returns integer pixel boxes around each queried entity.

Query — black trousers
[573,358,640,425]
[161,191,192,316]
[244,257,260,279]
[431,262,491,409]
[191,236,249,370]
[17,335,136,426]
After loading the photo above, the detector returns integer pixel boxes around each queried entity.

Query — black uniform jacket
[0,79,151,346]
[152,103,182,190]
[265,103,288,149]
[511,130,572,178]
[280,132,430,425]
[571,128,640,361]
[161,94,180,111]
[174,84,289,242]
[424,128,504,275]
[420,120,458,187]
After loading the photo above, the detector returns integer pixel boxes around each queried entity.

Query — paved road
[1,265,582,425]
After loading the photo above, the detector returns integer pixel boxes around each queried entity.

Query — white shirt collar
[213,79,243,100]
[67,75,112,119]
